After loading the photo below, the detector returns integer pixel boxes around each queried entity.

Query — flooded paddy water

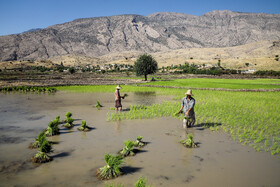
[0,92,279,187]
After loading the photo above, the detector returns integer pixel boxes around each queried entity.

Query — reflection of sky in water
[0,91,173,130]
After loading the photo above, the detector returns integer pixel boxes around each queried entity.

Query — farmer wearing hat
[115,85,125,112]
[178,89,195,128]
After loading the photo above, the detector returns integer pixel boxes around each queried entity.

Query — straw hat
[185,89,194,96]
[116,85,122,89]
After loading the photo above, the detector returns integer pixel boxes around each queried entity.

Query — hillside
[0,10,280,61]
[1,40,279,71]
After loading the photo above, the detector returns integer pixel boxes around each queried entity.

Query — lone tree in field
[134,54,158,81]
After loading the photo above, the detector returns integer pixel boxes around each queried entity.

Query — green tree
[68,67,75,74]
[217,59,221,67]
[134,54,158,81]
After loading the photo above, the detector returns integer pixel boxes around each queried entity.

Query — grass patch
[0,86,57,93]
[139,78,280,90]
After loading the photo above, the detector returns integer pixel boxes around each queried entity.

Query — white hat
[116,85,122,89]
[185,89,193,96]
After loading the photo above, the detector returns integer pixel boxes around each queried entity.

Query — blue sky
[0,0,279,36]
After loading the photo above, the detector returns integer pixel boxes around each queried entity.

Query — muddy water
[0,92,279,187]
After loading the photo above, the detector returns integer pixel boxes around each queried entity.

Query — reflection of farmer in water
[115,85,125,112]
[178,89,195,128]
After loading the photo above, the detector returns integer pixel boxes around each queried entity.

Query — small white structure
[243,69,257,74]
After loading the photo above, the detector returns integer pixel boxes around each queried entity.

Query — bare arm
[179,105,183,113]
[185,108,191,116]
[115,90,120,100]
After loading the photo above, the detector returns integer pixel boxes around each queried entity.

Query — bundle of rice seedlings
[31,140,52,163]
[63,117,74,128]
[96,154,123,180]
[65,112,72,118]
[135,177,152,187]
[180,134,197,148]
[119,140,136,157]
[78,120,90,131]
[96,100,103,108]
[30,131,47,149]
[55,115,60,121]
[123,93,128,98]
[45,118,60,136]
[134,136,146,147]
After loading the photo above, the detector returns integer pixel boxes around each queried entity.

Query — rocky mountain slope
[0,10,280,61]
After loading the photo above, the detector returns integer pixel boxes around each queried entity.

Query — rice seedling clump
[78,120,91,131]
[63,112,75,128]
[96,154,123,180]
[135,177,152,187]
[119,140,136,157]
[134,136,146,147]
[30,131,47,149]
[45,116,60,136]
[65,112,72,118]
[96,100,103,108]
[31,139,52,163]
[123,93,128,98]
[180,134,198,148]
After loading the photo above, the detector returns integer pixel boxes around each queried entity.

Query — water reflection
[132,92,156,105]
[114,120,121,133]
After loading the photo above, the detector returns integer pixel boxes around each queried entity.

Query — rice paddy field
[141,78,280,90]
[0,78,280,186]
[57,79,280,156]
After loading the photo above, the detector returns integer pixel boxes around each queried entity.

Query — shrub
[68,67,75,74]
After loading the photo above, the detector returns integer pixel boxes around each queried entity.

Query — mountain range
[0,10,280,61]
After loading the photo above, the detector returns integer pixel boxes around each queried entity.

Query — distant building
[243,69,257,74]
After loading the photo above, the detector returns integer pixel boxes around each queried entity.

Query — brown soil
[0,71,277,88]
[0,72,142,87]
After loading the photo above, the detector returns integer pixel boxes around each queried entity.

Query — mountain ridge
[0,10,279,61]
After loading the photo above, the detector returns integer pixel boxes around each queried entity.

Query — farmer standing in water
[178,89,195,128]
[115,85,125,113]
